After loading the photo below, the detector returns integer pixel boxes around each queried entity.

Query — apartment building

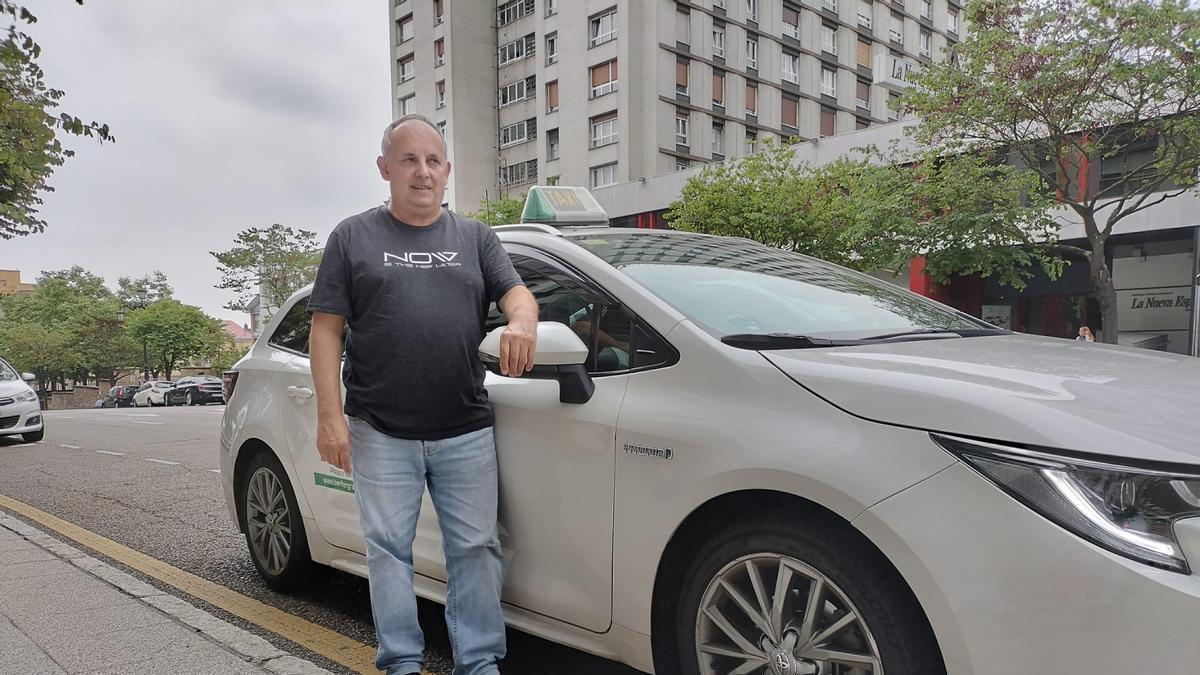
[390,0,963,212]
[0,270,38,299]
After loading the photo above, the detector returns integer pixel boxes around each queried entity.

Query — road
[0,406,645,675]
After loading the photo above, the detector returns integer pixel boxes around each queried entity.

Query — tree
[901,0,1200,341]
[467,193,525,226]
[1,1,113,240]
[0,321,75,391]
[211,224,321,316]
[124,300,224,379]
[666,141,1063,288]
[117,271,174,308]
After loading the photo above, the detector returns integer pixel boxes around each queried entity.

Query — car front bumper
[856,461,1200,674]
[0,399,43,435]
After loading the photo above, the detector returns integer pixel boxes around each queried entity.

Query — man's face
[377,121,451,212]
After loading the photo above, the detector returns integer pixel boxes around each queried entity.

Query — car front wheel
[668,510,945,675]
[238,451,326,591]
[22,427,44,443]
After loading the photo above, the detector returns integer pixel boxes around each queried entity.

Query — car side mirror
[479,321,595,404]
[21,373,35,383]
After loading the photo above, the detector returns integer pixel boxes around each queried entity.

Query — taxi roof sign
[520,186,609,225]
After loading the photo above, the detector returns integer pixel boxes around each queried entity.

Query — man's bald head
[380,114,447,158]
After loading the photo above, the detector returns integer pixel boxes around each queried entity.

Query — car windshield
[155,381,174,387]
[570,231,989,340]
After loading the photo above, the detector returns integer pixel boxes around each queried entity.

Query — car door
[455,249,625,633]
[271,298,365,553]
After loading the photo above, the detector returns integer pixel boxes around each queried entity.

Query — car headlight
[934,434,1200,574]
[15,390,37,402]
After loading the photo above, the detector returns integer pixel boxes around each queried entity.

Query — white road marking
[146,458,180,466]
[95,450,124,456]
[60,444,81,449]
[131,421,164,426]
[119,413,160,418]
[208,469,221,474]
[10,443,34,448]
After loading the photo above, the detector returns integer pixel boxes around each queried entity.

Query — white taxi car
[0,356,43,443]
[220,187,1200,675]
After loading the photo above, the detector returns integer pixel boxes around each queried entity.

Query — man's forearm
[310,324,345,417]
[499,285,538,324]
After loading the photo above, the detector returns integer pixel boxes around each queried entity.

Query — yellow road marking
[0,493,398,674]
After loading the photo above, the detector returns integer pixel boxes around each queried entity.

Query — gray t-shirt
[307,206,523,440]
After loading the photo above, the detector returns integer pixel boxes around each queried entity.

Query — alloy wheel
[245,467,292,576]
[695,553,883,675]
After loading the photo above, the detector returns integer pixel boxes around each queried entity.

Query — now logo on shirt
[383,251,462,268]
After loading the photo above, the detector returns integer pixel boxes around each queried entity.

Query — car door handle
[287,386,314,400]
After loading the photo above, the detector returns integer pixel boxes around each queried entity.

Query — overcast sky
[5,1,391,325]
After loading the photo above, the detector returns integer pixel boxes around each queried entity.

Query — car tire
[665,509,945,675]
[238,451,328,592]
[22,427,44,443]
[186,391,195,406]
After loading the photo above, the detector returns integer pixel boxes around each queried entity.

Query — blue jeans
[349,419,506,675]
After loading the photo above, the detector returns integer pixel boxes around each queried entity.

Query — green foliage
[900,0,1200,340]
[0,321,74,384]
[124,300,225,379]
[467,193,526,226]
[209,341,249,374]
[117,271,174,308]
[211,224,321,314]
[1,1,113,240]
[666,142,1062,290]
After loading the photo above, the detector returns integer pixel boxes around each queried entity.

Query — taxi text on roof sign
[520,186,609,225]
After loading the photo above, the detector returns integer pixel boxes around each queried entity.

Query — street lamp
[137,288,149,382]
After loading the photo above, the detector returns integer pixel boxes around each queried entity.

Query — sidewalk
[0,514,330,675]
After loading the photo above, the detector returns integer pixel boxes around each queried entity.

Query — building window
[856,117,870,130]
[677,7,691,46]
[858,0,873,29]
[714,0,726,8]
[400,94,416,116]
[397,14,414,43]
[824,0,838,13]
[746,82,757,115]
[919,30,931,57]
[436,80,446,108]
[782,52,800,84]
[821,107,836,137]
[857,38,872,68]
[497,0,531,27]
[546,80,559,112]
[547,128,560,160]
[890,13,903,44]
[590,163,618,188]
[676,59,689,96]
[547,175,560,185]
[948,10,959,34]
[398,55,415,82]
[590,111,619,148]
[498,77,533,107]
[783,7,800,39]
[822,25,838,55]
[434,0,444,24]
[676,158,690,171]
[712,121,724,156]
[713,25,725,57]
[499,159,538,186]
[920,0,931,19]
[713,70,725,106]
[821,66,837,97]
[546,32,558,64]
[888,92,901,121]
[746,38,758,69]
[590,9,617,46]
[547,0,558,16]
[675,109,690,145]
[745,0,757,22]
[781,94,798,129]
[435,39,445,67]
[436,120,446,136]
[590,59,618,98]
[856,79,870,109]
[499,119,535,147]
[745,131,756,154]
[499,35,533,66]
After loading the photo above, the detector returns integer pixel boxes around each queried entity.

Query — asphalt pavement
[0,406,644,675]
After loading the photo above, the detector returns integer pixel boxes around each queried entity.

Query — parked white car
[0,357,44,443]
[220,216,1200,675]
[132,380,174,407]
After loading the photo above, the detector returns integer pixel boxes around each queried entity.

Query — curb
[0,510,333,675]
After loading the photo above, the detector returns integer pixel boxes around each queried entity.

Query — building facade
[0,270,38,299]
[391,0,961,212]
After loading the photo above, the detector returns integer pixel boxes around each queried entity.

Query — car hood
[0,379,33,398]
[762,335,1200,465]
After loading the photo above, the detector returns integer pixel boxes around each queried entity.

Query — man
[307,114,539,675]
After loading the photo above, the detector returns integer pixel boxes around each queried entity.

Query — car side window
[137,383,150,392]
[270,298,311,355]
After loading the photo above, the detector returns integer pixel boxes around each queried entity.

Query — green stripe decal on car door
[314,473,355,494]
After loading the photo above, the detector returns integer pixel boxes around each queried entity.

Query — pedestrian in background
[1076,326,1095,342]
[307,114,539,675]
